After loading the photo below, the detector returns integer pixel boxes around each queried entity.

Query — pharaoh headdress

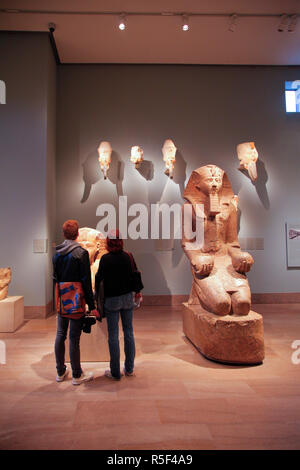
[184,165,235,217]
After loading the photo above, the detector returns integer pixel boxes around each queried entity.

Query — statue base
[0,296,24,332]
[183,303,264,365]
[66,320,110,362]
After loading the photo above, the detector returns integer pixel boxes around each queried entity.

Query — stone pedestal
[66,320,110,362]
[0,296,24,332]
[183,302,265,365]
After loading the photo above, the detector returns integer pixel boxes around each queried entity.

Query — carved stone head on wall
[237,141,258,181]
[97,141,112,179]
[130,146,144,168]
[162,139,177,179]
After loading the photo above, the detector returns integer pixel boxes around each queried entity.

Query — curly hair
[62,219,79,240]
[106,229,123,253]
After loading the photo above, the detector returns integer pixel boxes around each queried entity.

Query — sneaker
[104,369,123,381]
[56,366,69,382]
[123,368,135,377]
[72,371,94,386]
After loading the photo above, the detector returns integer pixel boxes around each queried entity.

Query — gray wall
[45,35,57,305]
[56,64,300,295]
[1,32,299,304]
[0,32,56,307]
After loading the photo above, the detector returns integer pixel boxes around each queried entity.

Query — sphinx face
[194,166,224,216]
[77,228,98,264]
[196,167,223,196]
[77,228,106,265]
[237,142,258,181]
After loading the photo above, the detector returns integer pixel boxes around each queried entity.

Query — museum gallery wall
[0,33,56,315]
[1,32,300,312]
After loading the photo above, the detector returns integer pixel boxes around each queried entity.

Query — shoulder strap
[55,264,63,314]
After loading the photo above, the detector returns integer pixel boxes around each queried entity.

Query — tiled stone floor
[0,304,299,450]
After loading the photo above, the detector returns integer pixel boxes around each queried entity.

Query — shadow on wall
[137,252,171,297]
[107,151,124,197]
[137,160,154,181]
[171,238,185,269]
[239,159,270,210]
[171,151,187,268]
[172,151,187,198]
[81,151,100,203]
[147,150,187,207]
[81,150,124,203]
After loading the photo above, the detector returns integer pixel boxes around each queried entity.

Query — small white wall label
[33,239,48,253]
[0,80,6,104]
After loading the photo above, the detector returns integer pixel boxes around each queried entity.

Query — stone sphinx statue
[182,164,254,315]
[77,228,107,290]
[182,165,264,364]
[0,267,11,301]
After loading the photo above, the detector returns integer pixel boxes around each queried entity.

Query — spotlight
[182,15,189,32]
[228,14,238,32]
[278,14,289,32]
[288,14,297,32]
[119,14,126,31]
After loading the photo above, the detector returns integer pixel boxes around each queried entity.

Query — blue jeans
[54,314,84,378]
[105,293,135,379]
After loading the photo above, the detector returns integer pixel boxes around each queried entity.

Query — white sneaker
[123,367,135,377]
[72,371,94,386]
[56,366,69,382]
[104,369,123,380]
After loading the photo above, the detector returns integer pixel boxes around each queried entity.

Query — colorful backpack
[55,281,86,319]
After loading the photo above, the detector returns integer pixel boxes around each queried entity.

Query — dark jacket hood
[55,239,81,256]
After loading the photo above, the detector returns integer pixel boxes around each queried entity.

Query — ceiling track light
[182,14,189,32]
[288,14,297,32]
[278,14,289,32]
[48,22,56,33]
[119,13,126,31]
[228,14,238,32]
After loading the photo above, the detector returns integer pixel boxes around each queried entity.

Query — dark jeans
[105,293,135,379]
[54,314,84,378]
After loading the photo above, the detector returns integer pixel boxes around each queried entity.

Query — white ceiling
[1,0,300,65]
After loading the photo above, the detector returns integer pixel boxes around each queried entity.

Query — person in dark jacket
[95,229,142,380]
[53,219,98,385]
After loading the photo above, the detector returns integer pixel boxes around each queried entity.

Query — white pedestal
[0,296,24,332]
